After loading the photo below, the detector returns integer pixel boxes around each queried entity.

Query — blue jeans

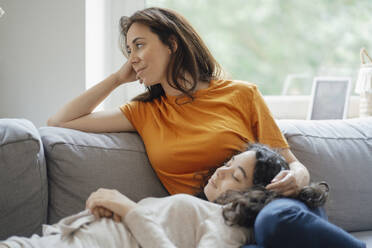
[242,198,366,248]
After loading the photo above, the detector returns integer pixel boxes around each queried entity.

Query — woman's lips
[136,67,146,76]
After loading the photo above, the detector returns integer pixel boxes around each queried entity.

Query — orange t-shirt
[120,79,289,195]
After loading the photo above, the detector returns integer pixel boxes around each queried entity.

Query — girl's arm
[85,188,138,219]
[124,207,178,248]
[123,195,240,248]
[86,188,178,248]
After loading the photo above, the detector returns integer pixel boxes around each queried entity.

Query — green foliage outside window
[146,0,372,95]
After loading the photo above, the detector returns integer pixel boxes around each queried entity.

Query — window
[146,0,372,95]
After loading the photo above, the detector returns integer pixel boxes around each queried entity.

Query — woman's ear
[168,35,178,53]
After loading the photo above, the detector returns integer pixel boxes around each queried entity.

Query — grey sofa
[0,117,371,246]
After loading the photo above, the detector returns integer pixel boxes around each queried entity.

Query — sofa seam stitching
[285,134,372,141]
[49,142,146,153]
[36,146,48,225]
[0,138,40,149]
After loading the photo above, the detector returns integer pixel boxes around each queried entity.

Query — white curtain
[86,0,145,111]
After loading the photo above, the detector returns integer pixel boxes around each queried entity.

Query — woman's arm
[266,148,310,196]
[47,61,137,133]
[246,85,310,196]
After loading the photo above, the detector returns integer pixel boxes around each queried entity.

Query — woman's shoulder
[121,96,165,114]
[215,79,257,91]
[213,79,260,99]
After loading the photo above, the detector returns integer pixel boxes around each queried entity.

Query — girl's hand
[265,170,300,197]
[86,188,138,220]
[91,206,122,222]
[113,61,138,85]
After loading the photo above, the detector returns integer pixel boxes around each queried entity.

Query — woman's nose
[129,51,140,64]
[130,55,140,64]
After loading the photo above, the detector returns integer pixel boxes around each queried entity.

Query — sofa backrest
[0,119,47,239]
[39,118,372,231]
[277,118,372,232]
[39,127,169,224]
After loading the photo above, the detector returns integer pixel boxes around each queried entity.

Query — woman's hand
[267,148,310,197]
[113,61,138,85]
[86,188,138,221]
[266,170,300,197]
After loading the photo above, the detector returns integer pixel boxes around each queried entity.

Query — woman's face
[126,22,173,86]
[204,151,256,202]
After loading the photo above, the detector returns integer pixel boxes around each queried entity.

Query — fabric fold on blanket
[42,209,95,240]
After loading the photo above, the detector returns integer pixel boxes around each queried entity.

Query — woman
[1,144,364,247]
[46,6,309,245]
[47,7,307,196]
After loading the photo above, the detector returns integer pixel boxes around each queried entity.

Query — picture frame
[307,77,352,120]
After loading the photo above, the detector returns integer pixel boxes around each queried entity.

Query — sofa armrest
[39,127,168,224]
[0,119,47,239]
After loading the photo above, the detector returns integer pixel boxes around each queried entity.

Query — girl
[1,144,365,247]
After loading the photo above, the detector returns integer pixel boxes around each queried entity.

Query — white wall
[0,0,85,128]
[102,0,146,110]
[0,0,144,128]
[86,0,145,111]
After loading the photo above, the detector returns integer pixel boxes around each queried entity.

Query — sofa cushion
[351,230,372,247]
[39,127,168,224]
[0,119,48,240]
[277,118,372,232]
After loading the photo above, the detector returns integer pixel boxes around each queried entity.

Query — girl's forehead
[232,150,257,169]
[234,150,256,161]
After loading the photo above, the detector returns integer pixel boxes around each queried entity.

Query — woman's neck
[160,74,210,96]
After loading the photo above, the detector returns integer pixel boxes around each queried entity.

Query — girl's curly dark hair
[206,143,329,228]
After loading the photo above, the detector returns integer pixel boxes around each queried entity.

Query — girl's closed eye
[232,173,240,182]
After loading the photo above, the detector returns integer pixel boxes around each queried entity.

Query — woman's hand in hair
[86,188,138,220]
[266,148,310,196]
[265,170,300,197]
[113,60,138,85]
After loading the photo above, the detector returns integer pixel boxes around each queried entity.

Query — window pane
[146,0,372,95]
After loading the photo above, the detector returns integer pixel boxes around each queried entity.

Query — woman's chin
[143,80,161,87]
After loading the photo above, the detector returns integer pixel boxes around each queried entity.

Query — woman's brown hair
[119,7,224,102]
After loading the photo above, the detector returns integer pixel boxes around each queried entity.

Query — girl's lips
[209,177,217,188]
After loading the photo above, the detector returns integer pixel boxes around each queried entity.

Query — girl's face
[204,151,256,202]
[126,22,173,87]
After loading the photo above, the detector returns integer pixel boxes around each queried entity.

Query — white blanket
[1,194,252,248]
